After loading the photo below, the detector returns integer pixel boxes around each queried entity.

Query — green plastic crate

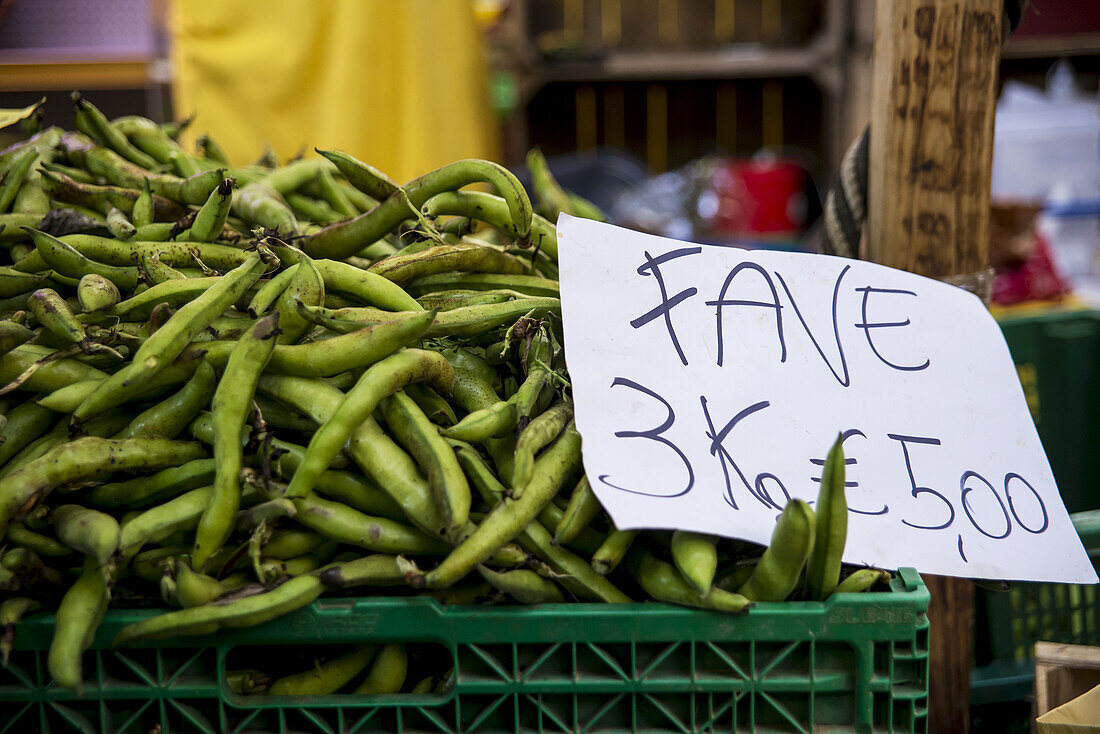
[2,568,928,734]
[997,310,1100,514]
[971,510,1100,705]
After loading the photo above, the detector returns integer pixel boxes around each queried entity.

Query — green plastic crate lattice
[3,567,929,734]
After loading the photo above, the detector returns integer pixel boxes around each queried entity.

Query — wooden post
[867,1,1003,732]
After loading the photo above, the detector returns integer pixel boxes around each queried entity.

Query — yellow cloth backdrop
[169,0,500,182]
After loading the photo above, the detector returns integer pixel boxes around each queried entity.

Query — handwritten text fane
[598,246,1049,564]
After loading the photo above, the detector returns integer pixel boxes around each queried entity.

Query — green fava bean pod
[112,115,201,176]
[115,359,216,439]
[0,399,56,466]
[591,528,638,576]
[0,344,107,393]
[419,422,582,589]
[1,597,40,665]
[305,158,532,261]
[232,181,298,235]
[0,267,48,298]
[73,252,265,423]
[132,178,155,227]
[353,643,407,695]
[554,475,603,545]
[511,400,573,495]
[109,276,223,320]
[28,288,84,345]
[284,349,453,499]
[420,190,559,259]
[516,516,632,603]
[51,504,120,566]
[88,457,216,509]
[147,168,226,207]
[440,398,516,442]
[173,561,227,608]
[77,274,120,313]
[477,565,564,604]
[367,244,530,284]
[316,166,356,218]
[26,228,140,290]
[105,206,136,239]
[0,149,38,214]
[737,499,816,603]
[268,645,377,696]
[48,558,111,692]
[56,234,255,271]
[316,149,399,200]
[835,568,891,594]
[804,434,848,601]
[403,272,559,299]
[404,383,456,425]
[117,485,213,554]
[71,92,159,169]
[141,253,186,284]
[247,263,297,316]
[192,313,280,571]
[113,574,324,645]
[636,554,751,614]
[275,252,324,344]
[189,177,235,242]
[5,522,71,557]
[670,531,719,595]
[313,258,422,312]
[379,390,471,538]
[0,436,207,537]
[318,554,405,588]
[292,493,449,555]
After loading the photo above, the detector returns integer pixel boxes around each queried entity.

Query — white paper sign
[557,214,1097,583]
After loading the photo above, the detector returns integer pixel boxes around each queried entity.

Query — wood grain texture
[868,0,1001,275]
[868,2,1002,732]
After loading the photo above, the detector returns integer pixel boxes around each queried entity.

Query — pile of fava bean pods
[0,96,892,692]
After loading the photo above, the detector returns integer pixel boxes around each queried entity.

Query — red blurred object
[992,231,1072,305]
[709,158,809,238]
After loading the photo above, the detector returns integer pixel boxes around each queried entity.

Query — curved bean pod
[515,515,631,603]
[380,390,471,538]
[554,475,602,546]
[188,177,235,242]
[316,149,398,200]
[73,253,264,422]
[511,400,573,494]
[192,313,279,570]
[305,159,532,260]
[48,558,110,691]
[284,349,453,499]
[27,228,140,290]
[313,258,422,312]
[419,422,581,588]
[352,643,406,695]
[0,437,207,536]
[368,244,530,284]
[115,359,215,439]
[88,457,216,509]
[293,494,449,554]
[51,504,120,566]
[670,531,719,596]
[737,499,816,603]
[636,554,751,613]
[477,565,563,604]
[113,574,324,645]
[268,645,376,696]
[804,434,848,601]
